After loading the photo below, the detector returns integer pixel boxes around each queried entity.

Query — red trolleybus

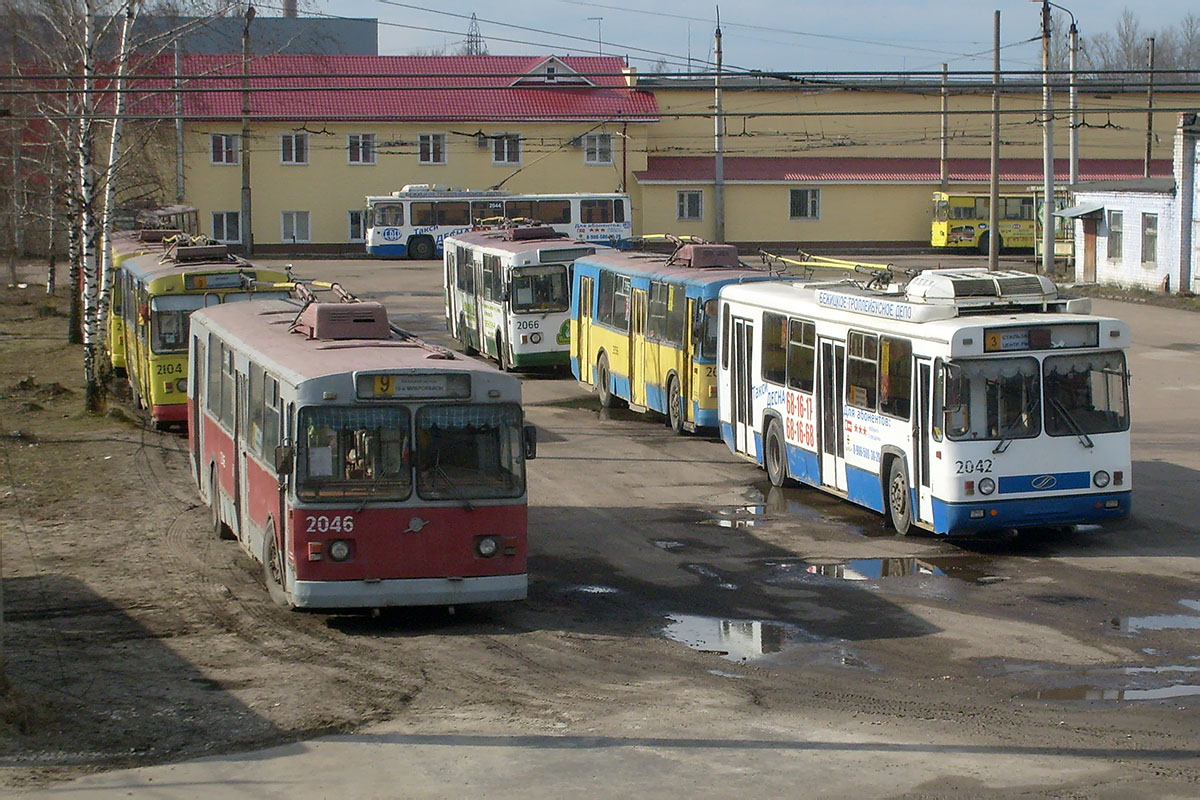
[188,288,537,609]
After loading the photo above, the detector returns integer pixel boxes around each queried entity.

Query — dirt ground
[2,271,1199,796]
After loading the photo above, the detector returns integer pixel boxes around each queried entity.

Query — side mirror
[522,425,537,460]
[274,443,295,475]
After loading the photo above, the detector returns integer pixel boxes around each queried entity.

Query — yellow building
[134,55,1198,253]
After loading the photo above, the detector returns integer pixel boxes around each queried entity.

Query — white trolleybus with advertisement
[365,186,631,259]
[188,283,537,609]
[717,266,1131,536]
[443,225,606,371]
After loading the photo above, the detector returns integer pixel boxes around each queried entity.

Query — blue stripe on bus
[998,471,1091,493]
[846,464,886,513]
[932,491,1130,535]
[367,243,408,258]
[785,442,821,486]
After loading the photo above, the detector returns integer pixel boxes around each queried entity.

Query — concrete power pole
[241,4,255,256]
[989,10,1000,270]
[1145,37,1155,178]
[1039,0,1054,276]
[713,14,724,244]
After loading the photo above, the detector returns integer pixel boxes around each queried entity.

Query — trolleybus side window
[721,304,730,369]
[612,274,631,332]
[415,404,525,500]
[482,254,502,301]
[376,203,403,227]
[697,299,719,359]
[220,346,236,429]
[878,336,913,420]
[457,253,475,293]
[847,331,879,411]
[648,281,684,345]
[786,318,816,393]
[538,200,571,225]
[761,312,787,386]
[580,199,614,224]
[249,364,266,456]
[1043,352,1129,436]
[262,376,281,457]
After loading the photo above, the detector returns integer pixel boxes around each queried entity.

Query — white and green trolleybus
[717,268,1132,536]
[443,225,606,370]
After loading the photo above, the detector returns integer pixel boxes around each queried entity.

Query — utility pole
[712,11,724,244]
[1039,0,1054,276]
[465,13,485,56]
[989,11,1000,270]
[1067,13,1079,185]
[1145,37,1155,178]
[241,4,255,256]
[588,17,603,56]
[939,64,948,191]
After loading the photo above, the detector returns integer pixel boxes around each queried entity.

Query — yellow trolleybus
[113,241,289,428]
[569,239,785,434]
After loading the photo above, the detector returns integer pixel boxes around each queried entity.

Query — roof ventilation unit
[294,302,391,340]
[671,243,741,268]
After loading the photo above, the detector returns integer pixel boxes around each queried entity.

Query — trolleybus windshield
[510,265,569,313]
[1043,352,1130,436]
[415,404,525,500]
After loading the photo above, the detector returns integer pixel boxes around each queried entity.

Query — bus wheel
[887,457,913,536]
[977,232,1002,255]
[409,236,435,260]
[497,333,511,371]
[765,419,790,487]
[262,523,291,608]
[211,468,235,540]
[596,352,622,408]
[667,375,686,435]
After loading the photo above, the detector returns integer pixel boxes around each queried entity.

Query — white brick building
[1066,113,1199,294]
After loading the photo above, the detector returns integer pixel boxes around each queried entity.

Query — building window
[348,210,365,242]
[1107,210,1123,261]
[210,133,238,165]
[584,133,612,165]
[677,190,702,221]
[493,134,520,164]
[348,134,376,164]
[211,211,240,243]
[789,188,820,220]
[281,132,308,165]
[282,211,310,243]
[1141,213,1157,265]
[419,133,446,165]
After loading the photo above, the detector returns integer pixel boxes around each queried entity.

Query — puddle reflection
[1115,599,1200,633]
[1020,684,1200,701]
[662,613,816,662]
[763,556,1001,585]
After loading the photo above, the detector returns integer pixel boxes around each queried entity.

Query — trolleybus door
[444,250,457,338]
[630,289,648,407]
[190,335,205,482]
[818,338,847,492]
[235,370,247,538]
[731,317,754,455]
[578,276,594,385]
[915,359,934,524]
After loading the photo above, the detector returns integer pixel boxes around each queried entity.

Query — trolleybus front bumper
[151,403,188,424]
[290,574,527,609]
[932,490,1131,535]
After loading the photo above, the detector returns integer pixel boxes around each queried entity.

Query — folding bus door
[630,289,648,407]
[914,358,934,526]
[731,317,755,455]
[818,338,847,492]
[577,276,594,384]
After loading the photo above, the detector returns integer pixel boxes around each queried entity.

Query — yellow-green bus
[569,241,785,434]
[113,242,289,428]
[107,206,203,374]
[930,191,1038,253]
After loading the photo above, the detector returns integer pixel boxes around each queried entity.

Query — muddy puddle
[761,555,1004,585]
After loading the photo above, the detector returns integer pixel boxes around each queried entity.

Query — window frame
[1107,210,1123,262]
[211,211,240,243]
[492,133,521,165]
[348,133,376,165]
[280,132,309,165]
[419,132,447,165]
[789,188,821,220]
[584,133,613,165]
[281,210,311,243]
[677,190,702,221]
[210,133,238,165]
[1140,212,1157,265]
[348,209,366,242]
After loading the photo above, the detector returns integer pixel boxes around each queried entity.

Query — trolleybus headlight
[476,535,500,558]
[530,332,542,344]
[328,539,352,562]
[176,378,187,394]
[1093,470,1111,488]
[978,477,996,495]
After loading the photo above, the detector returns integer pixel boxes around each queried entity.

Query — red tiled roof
[634,156,1171,184]
[126,54,658,122]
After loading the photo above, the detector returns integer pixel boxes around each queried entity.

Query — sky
[303,0,1197,75]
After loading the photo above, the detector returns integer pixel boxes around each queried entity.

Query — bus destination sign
[357,372,472,400]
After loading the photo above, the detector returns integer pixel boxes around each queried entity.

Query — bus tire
[263,522,291,608]
[666,375,686,435]
[211,467,235,540]
[977,232,1002,255]
[496,332,511,372]
[887,457,913,536]
[408,236,435,260]
[596,352,623,409]
[765,419,790,487]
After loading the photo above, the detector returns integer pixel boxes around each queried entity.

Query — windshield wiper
[1049,397,1095,448]
[429,450,475,511]
[992,395,1041,454]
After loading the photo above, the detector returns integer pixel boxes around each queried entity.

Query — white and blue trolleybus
[717,268,1131,535]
